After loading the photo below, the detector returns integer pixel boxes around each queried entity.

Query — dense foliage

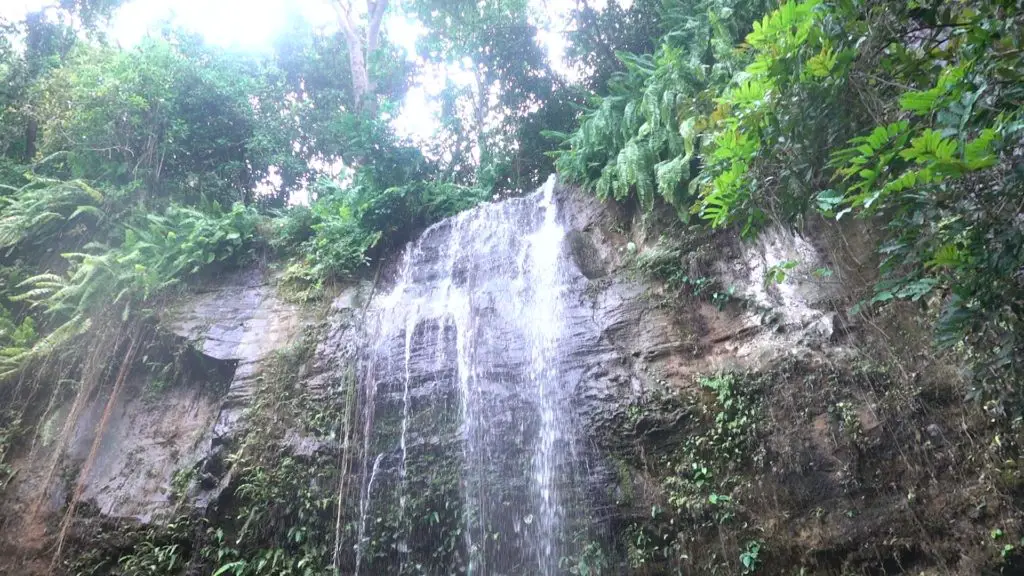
[0,9,561,561]
[551,0,1024,401]
[0,0,573,385]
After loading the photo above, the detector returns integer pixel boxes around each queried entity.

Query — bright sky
[0,1,402,140]
[0,0,584,143]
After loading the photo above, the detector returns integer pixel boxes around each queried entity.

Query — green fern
[693,0,827,229]
[551,0,748,214]
[898,64,968,116]
[0,313,90,380]
[0,176,105,250]
[4,202,259,377]
[744,0,818,51]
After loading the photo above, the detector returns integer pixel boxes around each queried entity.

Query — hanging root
[47,322,142,574]
[333,365,359,571]
[26,320,120,532]
[333,267,380,571]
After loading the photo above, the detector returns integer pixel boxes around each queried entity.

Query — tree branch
[367,0,389,54]
[333,0,358,40]
[334,0,371,111]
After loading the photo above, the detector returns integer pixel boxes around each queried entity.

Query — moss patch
[601,350,1024,574]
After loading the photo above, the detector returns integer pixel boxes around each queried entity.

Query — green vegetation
[5,202,260,376]
[0,0,582,396]
[0,0,577,491]
[611,373,764,573]
[663,375,761,522]
[552,0,1024,403]
[560,540,610,575]
[739,540,762,574]
[0,1,569,570]
[67,329,346,576]
[4,0,1024,574]
[201,331,343,576]
[633,230,736,308]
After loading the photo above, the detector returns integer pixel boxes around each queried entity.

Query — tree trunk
[343,23,371,110]
[24,118,37,162]
[473,66,487,165]
[335,0,389,114]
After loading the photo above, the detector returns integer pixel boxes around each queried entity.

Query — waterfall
[354,451,385,574]
[525,178,568,574]
[354,176,591,574]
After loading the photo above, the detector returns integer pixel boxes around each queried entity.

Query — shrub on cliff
[551,0,1024,400]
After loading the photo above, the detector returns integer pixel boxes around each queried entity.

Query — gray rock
[8,269,308,527]
[8,179,849,570]
[166,268,304,444]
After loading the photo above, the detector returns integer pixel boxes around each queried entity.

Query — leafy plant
[634,233,729,303]
[300,195,381,283]
[555,0,1024,404]
[624,524,657,569]
[287,175,487,288]
[764,260,798,287]
[118,542,183,575]
[0,307,37,364]
[3,202,259,378]
[0,409,22,490]
[549,0,768,217]
[0,173,104,250]
[739,540,762,574]
[560,541,609,576]
[663,373,760,525]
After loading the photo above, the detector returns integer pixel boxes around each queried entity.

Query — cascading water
[354,176,595,574]
[523,180,569,573]
[354,451,385,573]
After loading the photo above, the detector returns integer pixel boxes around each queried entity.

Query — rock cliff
[1,181,1019,575]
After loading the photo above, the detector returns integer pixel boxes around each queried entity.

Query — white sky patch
[109,0,337,51]
[392,83,438,142]
[392,57,477,144]
[386,12,425,59]
[530,0,632,81]
[530,0,575,79]
[105,0,440,139]
[0,0,47,22]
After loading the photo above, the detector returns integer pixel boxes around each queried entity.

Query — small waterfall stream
[354,176,592,574]
[524,181,569,574]
[354,451,385,573]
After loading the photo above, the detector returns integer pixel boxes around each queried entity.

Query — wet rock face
[354,183,597,574]
[163,269,309,510]
[566,230,608,279]
[343,180,847,574]
[66,357,229,523]
[1,180,851,575]
[167,268,305,444]
[348,183,731,573]
[2,268,305,551]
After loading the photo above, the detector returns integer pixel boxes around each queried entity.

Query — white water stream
[352,176,584,574]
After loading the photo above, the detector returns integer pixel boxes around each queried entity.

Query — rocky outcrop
[0,268,305,570]
[342,181,846,574]
[555,187,843,437]
[2,181,1014,576]
[167,268,305,444]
